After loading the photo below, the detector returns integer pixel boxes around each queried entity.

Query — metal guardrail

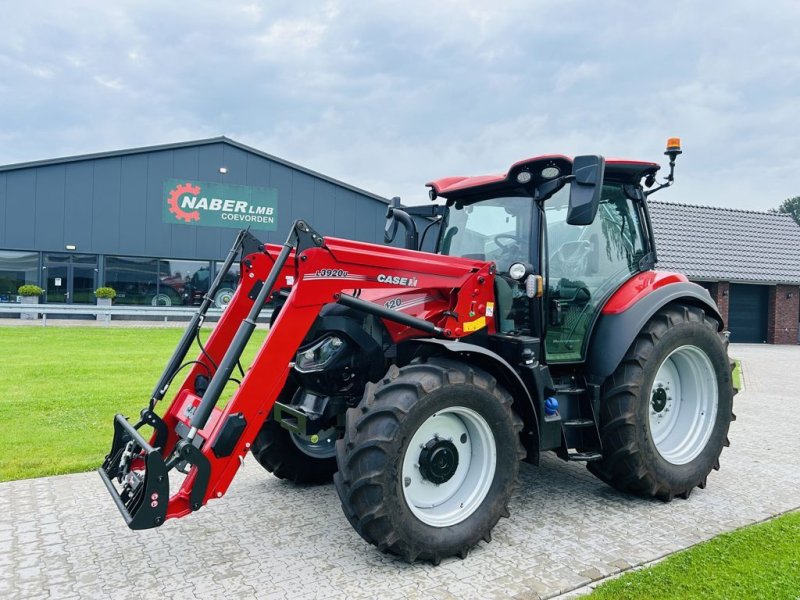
[0,303,273,325]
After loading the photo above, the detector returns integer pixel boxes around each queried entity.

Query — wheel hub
[401,407,497,527]
[418,437,459,484]
[290,426,337,459]
[651,386,668,413]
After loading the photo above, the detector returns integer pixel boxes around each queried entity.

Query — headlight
[541,166,560,179]
[508,262,528,280]
[295,335,347,373]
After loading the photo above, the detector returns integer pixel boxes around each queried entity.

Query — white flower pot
[96,297,112,322]
[20,296,39,320]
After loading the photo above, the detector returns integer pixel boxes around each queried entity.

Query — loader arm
[100,220,496,529]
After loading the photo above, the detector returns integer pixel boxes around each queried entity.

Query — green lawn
[588,510,800,599]
[0,326,267,481]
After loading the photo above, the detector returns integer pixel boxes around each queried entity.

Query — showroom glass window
[0,251,39,303]
[105,256,209,306]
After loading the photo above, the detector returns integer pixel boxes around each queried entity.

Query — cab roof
[426,155,660,201]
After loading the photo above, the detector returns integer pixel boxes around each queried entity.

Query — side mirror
[567,155,605,226]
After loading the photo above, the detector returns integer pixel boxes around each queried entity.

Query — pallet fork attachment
[99,220,495,529]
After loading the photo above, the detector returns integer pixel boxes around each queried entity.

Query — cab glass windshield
[438,197,533,273]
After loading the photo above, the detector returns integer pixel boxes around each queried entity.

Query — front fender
[586,280,723,379]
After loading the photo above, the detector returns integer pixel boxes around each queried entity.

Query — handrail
[0,303,272,325]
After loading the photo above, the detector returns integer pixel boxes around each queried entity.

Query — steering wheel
[493,234,522,250]
[551,240,592,279]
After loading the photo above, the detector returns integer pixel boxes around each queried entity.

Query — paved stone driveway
[1,344,798,599]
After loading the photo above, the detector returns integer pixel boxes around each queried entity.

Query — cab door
[544,184,647,362]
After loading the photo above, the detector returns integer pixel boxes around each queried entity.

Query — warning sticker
[463,316,486,333]
[485,302,494,317]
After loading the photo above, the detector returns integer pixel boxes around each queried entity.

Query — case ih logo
[377,273,419,287]
[162,179,278,230]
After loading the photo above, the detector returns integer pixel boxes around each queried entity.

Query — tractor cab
[423,154,661,363]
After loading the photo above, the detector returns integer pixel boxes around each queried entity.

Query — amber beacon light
[665,137,682,156]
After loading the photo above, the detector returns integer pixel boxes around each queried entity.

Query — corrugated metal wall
[0,141,392,259]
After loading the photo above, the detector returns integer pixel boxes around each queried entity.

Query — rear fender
[408,339,541,463]
[586,280,723,379]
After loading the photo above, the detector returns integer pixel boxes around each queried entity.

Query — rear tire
[588,303,735,500]
[334,358,524,564]
[250,387,338,485]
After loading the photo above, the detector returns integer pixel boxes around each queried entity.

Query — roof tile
[649,200,800,285]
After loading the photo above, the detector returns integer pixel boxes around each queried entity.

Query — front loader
[100,139,735,563]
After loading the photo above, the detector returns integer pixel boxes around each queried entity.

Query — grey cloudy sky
[1,1,798,209]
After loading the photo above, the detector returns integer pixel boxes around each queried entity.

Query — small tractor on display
[100,139,735,564]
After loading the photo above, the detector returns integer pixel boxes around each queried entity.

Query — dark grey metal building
[0,137,394,308]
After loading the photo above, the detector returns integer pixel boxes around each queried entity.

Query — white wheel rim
[649,345,719,465]
[215,288,234,309]
[402,406,496,528]
[151,294,172,307]
[290,427,337,459]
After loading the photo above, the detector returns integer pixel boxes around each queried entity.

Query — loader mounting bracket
[294,220,326,254]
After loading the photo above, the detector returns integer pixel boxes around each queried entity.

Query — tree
[772,196,800,225]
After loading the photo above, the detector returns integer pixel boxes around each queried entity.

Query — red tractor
[100,139,735,564]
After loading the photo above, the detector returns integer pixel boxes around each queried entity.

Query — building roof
[0,136,390,204]
[649,200,800,285]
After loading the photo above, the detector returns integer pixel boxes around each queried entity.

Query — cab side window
[545,184,646,362]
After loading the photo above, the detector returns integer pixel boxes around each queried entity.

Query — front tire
[334,358,524,564]
[588,303,734,500]
[250,387,338,484]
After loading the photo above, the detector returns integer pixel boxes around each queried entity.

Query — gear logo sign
[167,182,201,223]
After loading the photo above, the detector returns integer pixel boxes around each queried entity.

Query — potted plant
[94,287,116,322]
[18,284,43,320]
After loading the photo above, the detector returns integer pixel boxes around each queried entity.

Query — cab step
[563,418,595,428]
[567,451,602,462]
[554,386,587,395]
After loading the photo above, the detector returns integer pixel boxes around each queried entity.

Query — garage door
[728,284,769,343]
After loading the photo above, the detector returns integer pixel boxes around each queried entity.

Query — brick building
[649,201,800,344]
